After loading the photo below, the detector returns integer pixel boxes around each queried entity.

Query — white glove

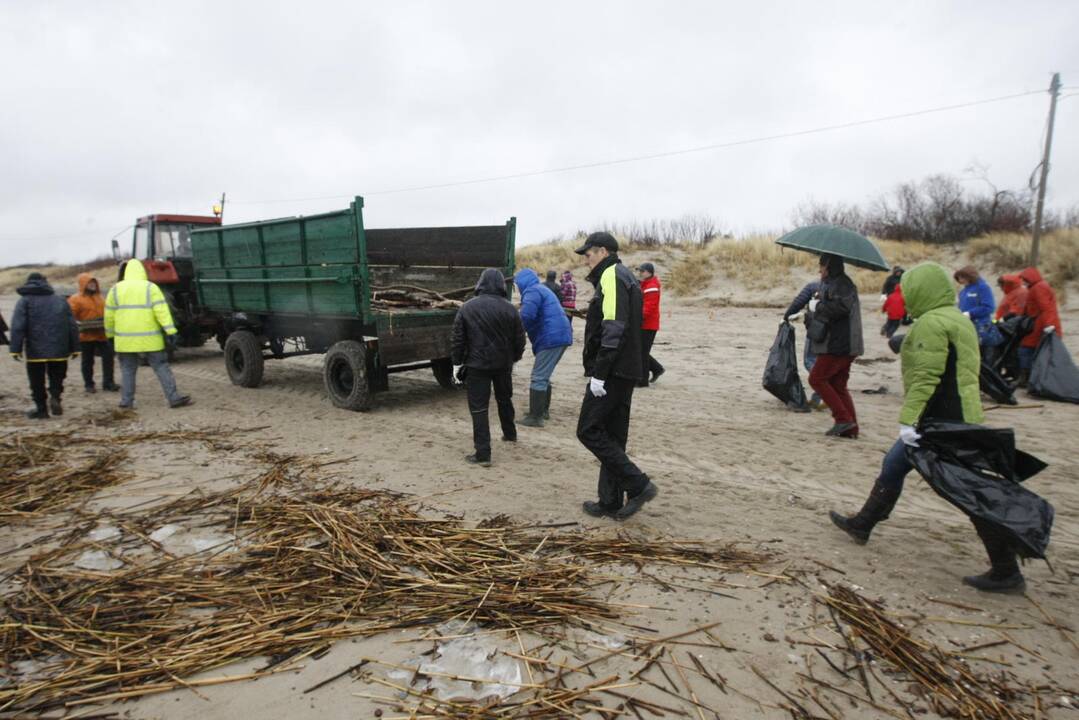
[879,294,887,304]
[452,365,464,384]
[808,298,819,313]
[962,311,970,318]
[899,424,921,447]
[1044,325,1056,335]
[589,377,607,397]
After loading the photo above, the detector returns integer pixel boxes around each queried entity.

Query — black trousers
[80,340,115,388]
[577,376,648,510]
[640,330,664,380]
[27,361,67,406]
[466,368,516,460]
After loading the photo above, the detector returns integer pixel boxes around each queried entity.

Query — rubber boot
[543,385,551,420]
[49,396,63,417]
[519,389,546,427]
[829,480,901,544]
[963,520,1026,593]
[25,402,49,420]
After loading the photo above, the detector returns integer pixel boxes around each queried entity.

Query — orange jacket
[67,272,107,342]
[995,275,1028,320]
[1019,267,1062,348]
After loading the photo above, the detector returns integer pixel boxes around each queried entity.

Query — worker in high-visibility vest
[104,259,192,409]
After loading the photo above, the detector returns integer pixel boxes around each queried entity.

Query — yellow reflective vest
[104,259,177,353]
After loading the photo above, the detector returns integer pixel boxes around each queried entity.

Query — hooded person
[514,268,572,428]
[829,263,1026,593]
[68,272,118,393]
[1016,267,1063,387]
[8,273,80,418]
[575,232,657,520]
[450,268,527,466]
[995,274,1028,321]
[104,259,192,409]
[806,254,864,438]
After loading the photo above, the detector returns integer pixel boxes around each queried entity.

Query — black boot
[26,402,49,420]
[543,385,551,420]
[963,520,1026,594]
[49,397,63,416]
[519,389,546,427]
[1016,369,1030,389]
[829,480,901,544]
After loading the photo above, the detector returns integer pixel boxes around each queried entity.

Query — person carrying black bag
[575,232,658,520]
[451,268,526,467]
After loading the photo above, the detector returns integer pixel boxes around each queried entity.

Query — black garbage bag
[1029,331,1079,404]
[762,321,808,409]
[991,315,1033,376]
[906,421,1053,559]
[979,359,1017,405]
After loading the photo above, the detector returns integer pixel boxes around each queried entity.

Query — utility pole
[214,192,227,220]
[1031,72,1061,266]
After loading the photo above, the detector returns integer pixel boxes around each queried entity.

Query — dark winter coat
[543,279,564,304]
[9,276,79,361]
[881,271,903,297]
[0,311,8,345]
[808,258,864,357]
[582,255,644,382]
[451,269,526,371]
[515,269,572,354]
[783,281,820,320]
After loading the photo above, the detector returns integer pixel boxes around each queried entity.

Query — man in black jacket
[575,232,658,520]
[451,268,527,467]
[8,273,80,419]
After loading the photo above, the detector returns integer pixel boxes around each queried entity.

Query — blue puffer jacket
[514,269,572,354]
[9,275,79,361]
[958,277,996,324]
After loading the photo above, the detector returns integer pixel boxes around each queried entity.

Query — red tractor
[112,213,223,351]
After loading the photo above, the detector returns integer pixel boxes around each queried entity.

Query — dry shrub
[967,229,1079,303]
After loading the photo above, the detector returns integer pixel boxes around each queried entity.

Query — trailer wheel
[431,358,455,389]
[323,340,372,411]
[224,331,264,388]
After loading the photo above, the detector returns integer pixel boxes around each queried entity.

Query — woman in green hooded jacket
[829,262,1026,593]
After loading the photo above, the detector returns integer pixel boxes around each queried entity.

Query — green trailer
[191,196,515,410]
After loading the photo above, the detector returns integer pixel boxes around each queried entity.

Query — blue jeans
[119,351,182,406]
[530,346,566,391]
[878,439,914,493]
[804,345,816,373]
[1018,346,1035,371]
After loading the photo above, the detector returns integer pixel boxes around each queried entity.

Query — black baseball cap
[636,262,655,274]
[574,231,619,255]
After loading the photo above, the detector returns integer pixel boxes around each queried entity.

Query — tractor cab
[113,214,221,286]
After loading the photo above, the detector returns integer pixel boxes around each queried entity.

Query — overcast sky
[2,1,1076,265]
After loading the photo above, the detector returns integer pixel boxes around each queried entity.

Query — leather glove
[11,352,22,362]
[899,424,921,447]
[808,298,819,313]
[165,334,178,350]
[589,377,607,397]
[1044,325,1056,335]
[452,364,465,384]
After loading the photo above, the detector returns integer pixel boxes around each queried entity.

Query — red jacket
[882,286,905,321]
[995,274,1028,320]
[641,275,661,331]
[1019,267,1062,348]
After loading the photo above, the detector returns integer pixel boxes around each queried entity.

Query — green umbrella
[775,225,890,272]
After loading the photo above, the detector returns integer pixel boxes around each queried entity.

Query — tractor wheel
[323,340,372,411]
[431,358,455,389]
[224,331,264,388]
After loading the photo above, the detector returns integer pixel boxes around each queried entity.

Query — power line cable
[229,87,1045,206]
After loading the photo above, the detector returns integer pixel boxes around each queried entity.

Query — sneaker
[825,422,857,437]
[962,570,1026,594]
[615,481,659,520]
[49,398,63,416]
[465,453,492,467]
[582,501,619,518]
[169,396,193,409]
[118,402,134,410]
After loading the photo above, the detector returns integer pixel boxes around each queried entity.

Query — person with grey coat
[8,273,80,419]
[806,254,863,438]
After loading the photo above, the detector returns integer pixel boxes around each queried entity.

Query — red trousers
[809,354,857,425]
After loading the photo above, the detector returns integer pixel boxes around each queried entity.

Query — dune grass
[967,229,1078,302]
[0,257,115,294]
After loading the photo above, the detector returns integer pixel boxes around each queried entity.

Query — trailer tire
[224,331,264,388]
[431,358,455,389]
[323,340,372,411]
